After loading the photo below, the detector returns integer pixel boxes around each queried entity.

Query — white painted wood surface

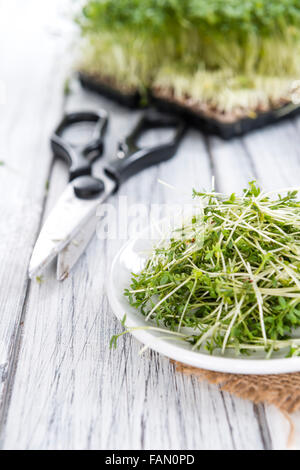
[1,0,300,450]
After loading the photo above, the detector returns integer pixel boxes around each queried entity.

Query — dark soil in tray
[151,92,300,140]
[79,72,300,140]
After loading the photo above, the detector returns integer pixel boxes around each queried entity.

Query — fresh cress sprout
[118,182,300,358]
[76,1,300,115]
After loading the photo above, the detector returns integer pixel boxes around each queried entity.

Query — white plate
[107,225,300,375]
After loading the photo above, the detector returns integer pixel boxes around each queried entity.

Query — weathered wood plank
[242,120,300,450]
[243,119,300,190]
[207,134,274,450]
[2,0,299,449]
[0,0,69,436]
[2,75,267,449]
[208,118,300,449]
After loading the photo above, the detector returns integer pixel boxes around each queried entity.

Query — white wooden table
[1,0,300,450]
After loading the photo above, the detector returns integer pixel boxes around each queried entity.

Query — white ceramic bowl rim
[107,229,300,375]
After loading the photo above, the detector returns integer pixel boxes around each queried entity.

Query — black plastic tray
[151,95,300,140]
[79,72,300,140]
[78,72,142,109]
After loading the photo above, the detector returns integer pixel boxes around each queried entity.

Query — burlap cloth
[174,361,300,446]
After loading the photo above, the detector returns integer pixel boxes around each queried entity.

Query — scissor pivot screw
[117,150,125,159]
[73,175,105,199]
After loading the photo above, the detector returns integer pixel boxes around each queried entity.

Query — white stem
[145,277,192,321]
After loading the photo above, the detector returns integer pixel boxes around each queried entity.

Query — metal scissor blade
[56,215,97,281]
[29,171,115,279]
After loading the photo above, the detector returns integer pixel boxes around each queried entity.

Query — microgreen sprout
[76,1,300,115]
[35,275,44,284]
[124,182,300,358]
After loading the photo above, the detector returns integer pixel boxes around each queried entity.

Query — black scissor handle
[51,110,108,181]
[105,110,186,189]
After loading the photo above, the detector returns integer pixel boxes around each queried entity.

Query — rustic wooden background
[0,0,300,450]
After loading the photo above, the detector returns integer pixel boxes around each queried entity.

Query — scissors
[29,109,186,280]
